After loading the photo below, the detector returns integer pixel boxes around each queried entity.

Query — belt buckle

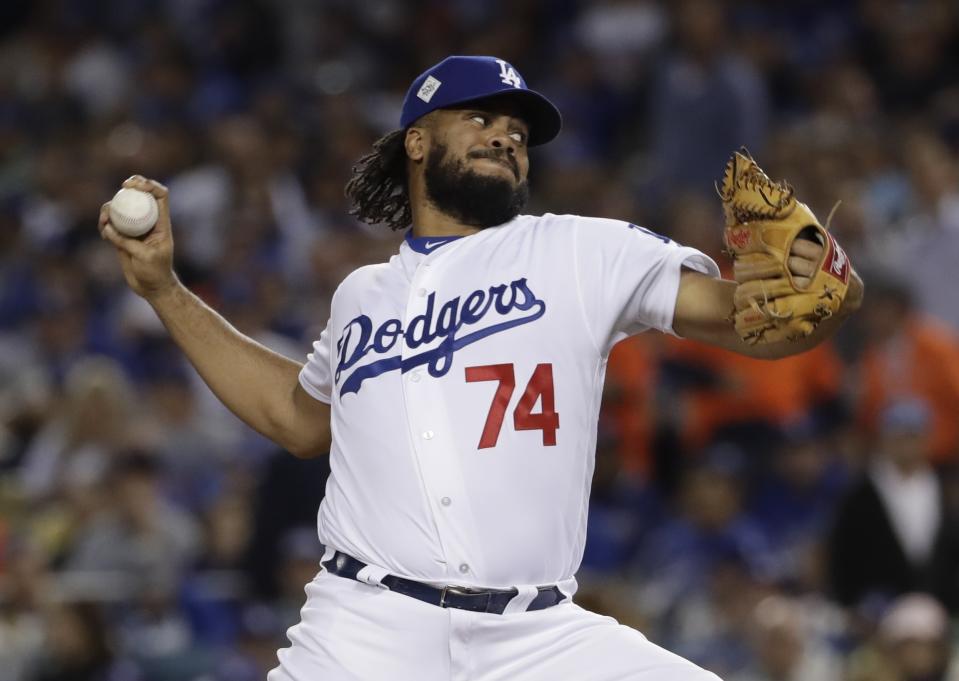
[439,584,477,608]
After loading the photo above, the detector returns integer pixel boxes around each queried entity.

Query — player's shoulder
[501,212,636,239]
[512,213,670,246]
[332,258,397,299]
[514,212,632,230]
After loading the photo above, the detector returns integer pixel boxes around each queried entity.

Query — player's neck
[409,202,483,239]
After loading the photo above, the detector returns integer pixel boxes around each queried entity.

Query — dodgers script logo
[334,278,546,396]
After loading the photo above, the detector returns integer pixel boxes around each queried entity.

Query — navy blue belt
[322,551,565,615]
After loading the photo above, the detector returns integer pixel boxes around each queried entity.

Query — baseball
[109,187,159,237]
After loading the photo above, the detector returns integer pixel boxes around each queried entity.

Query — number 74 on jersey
[464,363,559,450]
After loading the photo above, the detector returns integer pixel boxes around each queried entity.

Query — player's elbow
[286,445,330,459]
[258,421,327,458]
[278,383,333,458]
[287,439,330,459]
[280,425,332,458]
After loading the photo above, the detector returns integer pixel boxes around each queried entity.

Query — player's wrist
[842,269,864,314]
[143,274,183,307]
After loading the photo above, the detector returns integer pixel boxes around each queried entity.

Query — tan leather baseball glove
[717,148,851,345]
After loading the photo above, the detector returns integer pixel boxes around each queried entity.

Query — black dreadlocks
[345,129,410,231]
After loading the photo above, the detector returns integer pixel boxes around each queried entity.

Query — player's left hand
[787,237,823,289]
[718,148,855,345]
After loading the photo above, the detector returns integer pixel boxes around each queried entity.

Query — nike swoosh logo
[425,240,443,249]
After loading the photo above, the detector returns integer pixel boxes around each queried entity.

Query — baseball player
[98,56,863,680]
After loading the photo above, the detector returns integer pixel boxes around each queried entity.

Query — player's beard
[423,142,529,229]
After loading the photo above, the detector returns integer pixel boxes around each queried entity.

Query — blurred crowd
[1,0,959,679]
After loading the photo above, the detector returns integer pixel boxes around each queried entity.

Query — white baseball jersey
[298,213,719,590]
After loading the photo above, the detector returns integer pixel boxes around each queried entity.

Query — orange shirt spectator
[604,332,844,474]
[856,273,959,465]
[662,336,843,451]
[859,320,959,464]
[605,334,659,478]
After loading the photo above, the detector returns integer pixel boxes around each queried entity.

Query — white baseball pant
[267,563,723,680]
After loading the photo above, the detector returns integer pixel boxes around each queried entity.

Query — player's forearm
[146,279,308,450]
[674,270,864,360]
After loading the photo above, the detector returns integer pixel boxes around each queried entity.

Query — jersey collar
[404,230,464,255]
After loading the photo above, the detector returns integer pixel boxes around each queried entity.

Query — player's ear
[405,127,426,162]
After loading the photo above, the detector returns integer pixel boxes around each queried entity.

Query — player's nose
[489,136,515,155]
[486,126,516,154]
[490,137,516,156]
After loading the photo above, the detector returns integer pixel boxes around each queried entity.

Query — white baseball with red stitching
[109,187,158,237]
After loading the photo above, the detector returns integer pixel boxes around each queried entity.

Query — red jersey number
[465,363,559,449]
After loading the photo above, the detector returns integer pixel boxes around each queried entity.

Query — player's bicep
[288,381,332,458]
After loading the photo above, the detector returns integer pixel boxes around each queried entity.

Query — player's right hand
[99,175,178,301]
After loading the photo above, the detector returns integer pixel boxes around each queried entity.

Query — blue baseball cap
[400,55,562,146]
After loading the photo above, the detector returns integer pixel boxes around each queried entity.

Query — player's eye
[509,131,527,144]
[470,114,488,126]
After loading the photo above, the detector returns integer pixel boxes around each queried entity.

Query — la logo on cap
[496,59,522,88]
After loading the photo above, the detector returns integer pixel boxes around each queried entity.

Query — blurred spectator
[855,272,959,465]
[26,602,129,681]
[64,449,202,596]
[17,356,138,503]
[633,446,775,625]
[747,416,849,584]
[645,0,768,206]
[893,131,959,331]
[273,528,325,630]
[860,1,958,114]
[602,334,659,478]
[580,412,664,575]
[847,592,959,681]
[149,381,228,507]
[177,487,256,649]
[166,113,319,281]
[660,543,764,677]
[244,451,331,599]
[827,400,959,613]
[660,336,843,453]
[112,587,197,681]
[209,602,289,681]
[0,541,48,681]
[0,364,51,475]
[199,490,252,572]
[574,0,667,89]
[133,349,238,511]
[731,594,843,681]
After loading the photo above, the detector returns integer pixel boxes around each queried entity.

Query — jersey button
[409,372,421,383]
[458,563,470,574]
[417,288,427,297]
[422,430,434,440]
[440,496,451,507]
